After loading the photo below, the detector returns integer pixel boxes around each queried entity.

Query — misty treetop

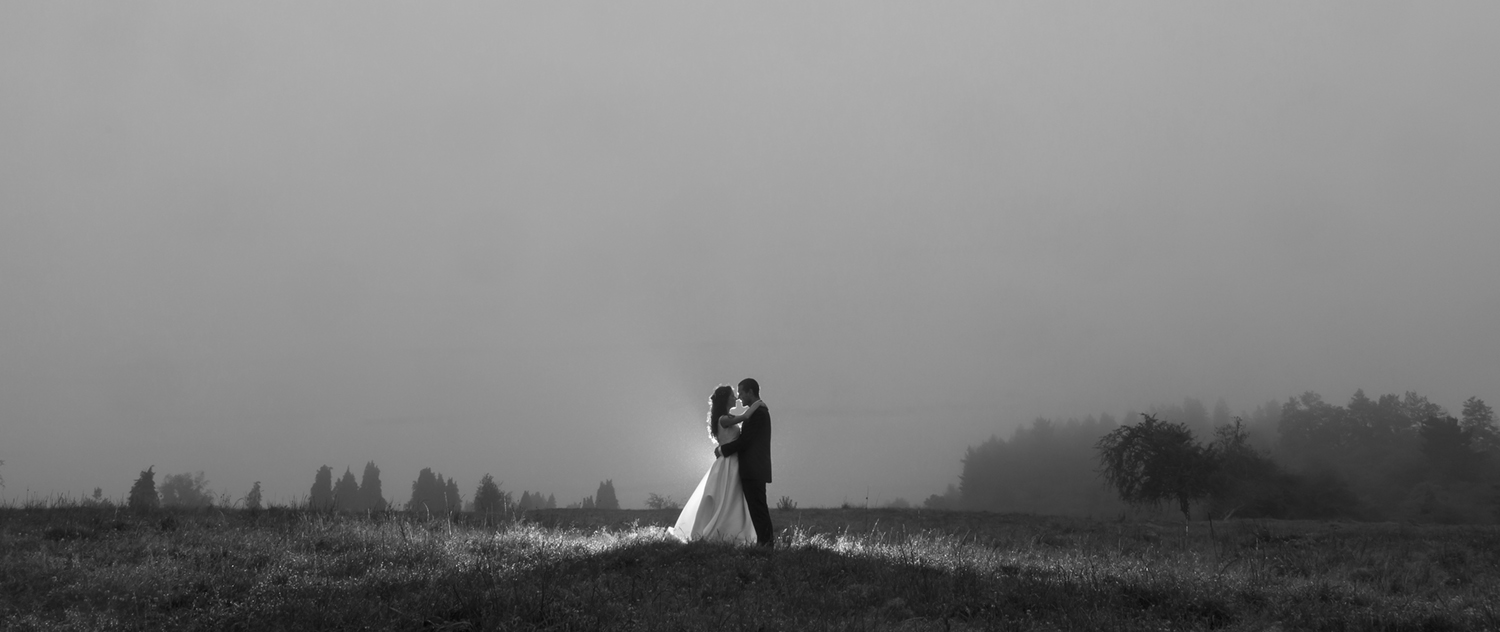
[516,491,557,511]
[594,480,619,510]
[356,462,387,511]
[407,468,462,514]
[244,482,263,511]
[333,468,359,510]
[472,474,511,514]
[1274,390,1499,521]
[127,466,159,512]
[406,468,441,513]
[307,463,389,512]
[159,471,213,508]
[1461,397,1498,453]
[309,465,334,510]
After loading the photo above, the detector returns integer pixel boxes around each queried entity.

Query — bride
[669,385,763,543]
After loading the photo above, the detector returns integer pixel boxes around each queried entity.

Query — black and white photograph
[2,3,1498,630]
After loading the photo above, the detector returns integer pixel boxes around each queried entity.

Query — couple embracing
[669,378,774,547]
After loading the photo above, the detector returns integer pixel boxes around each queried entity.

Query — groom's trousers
[742,480,773,547]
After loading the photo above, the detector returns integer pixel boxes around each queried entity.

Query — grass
[2,505,1499,631]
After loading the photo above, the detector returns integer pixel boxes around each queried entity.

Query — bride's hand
[720,401,762,427]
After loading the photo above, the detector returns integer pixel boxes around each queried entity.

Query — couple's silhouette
[669,378,774,546]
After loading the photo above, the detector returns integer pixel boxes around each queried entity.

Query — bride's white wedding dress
[669,408,758,544]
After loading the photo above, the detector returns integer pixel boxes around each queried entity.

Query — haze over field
[2,3,1497,509]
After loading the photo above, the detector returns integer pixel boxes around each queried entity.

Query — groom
[715,378,773,547]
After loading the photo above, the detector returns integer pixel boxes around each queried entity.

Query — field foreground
[2,506,1498,631]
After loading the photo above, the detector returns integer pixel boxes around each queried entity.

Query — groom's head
[737,378,760,405]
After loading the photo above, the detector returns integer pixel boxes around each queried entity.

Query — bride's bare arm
[719,400,764,427]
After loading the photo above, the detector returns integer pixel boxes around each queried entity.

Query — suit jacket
[720,404,771,483]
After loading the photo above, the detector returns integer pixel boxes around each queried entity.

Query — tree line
[318,466,619,514]
[946,391,1500,523]
[115,463,626,515]
[117,466,263,512]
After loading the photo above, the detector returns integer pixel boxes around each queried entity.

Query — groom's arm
[719,400,764,427]
[718,407,768,457]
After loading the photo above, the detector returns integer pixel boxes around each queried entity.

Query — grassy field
[2,505,1498,631]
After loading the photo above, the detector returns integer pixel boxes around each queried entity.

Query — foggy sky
[3,3,1497,509]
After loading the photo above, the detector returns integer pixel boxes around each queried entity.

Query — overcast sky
[3,3,1497,508]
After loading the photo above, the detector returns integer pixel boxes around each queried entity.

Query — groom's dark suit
[719,404,772,546]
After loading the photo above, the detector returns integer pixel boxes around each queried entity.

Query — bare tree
[645,493,679,510]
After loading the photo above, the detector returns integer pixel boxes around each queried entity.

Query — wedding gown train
[669,410,758,544]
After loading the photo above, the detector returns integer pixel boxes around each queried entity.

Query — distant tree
[128,466,159,512]
[0,459,5,488]
[923,484,961,510]
[518,490,553,511]
[1343,389,1414,452]
[645,493,679,510]
[244,482,263,511]
[86,487,105,507]
[1402,392,1447,430]
[1278,389,1434,518]
[435,474,450,511]
[1278,392,1356,461]
[355,462,386,511]
[1461,397,1498,454]
[1203,419,1286,519]
[333,468,360,511]
[1420,416,1484,481]
[581,495,595,509]
[444,477,462,512]
[473,475,510,514]
[406,468,446,513]
[595,480,619,510]
[884,497,911,509]
[310,465,335,510]
[160,471,213,508]
[1096,414,1214,521]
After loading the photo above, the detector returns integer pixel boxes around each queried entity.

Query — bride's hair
[708,385,734,441]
